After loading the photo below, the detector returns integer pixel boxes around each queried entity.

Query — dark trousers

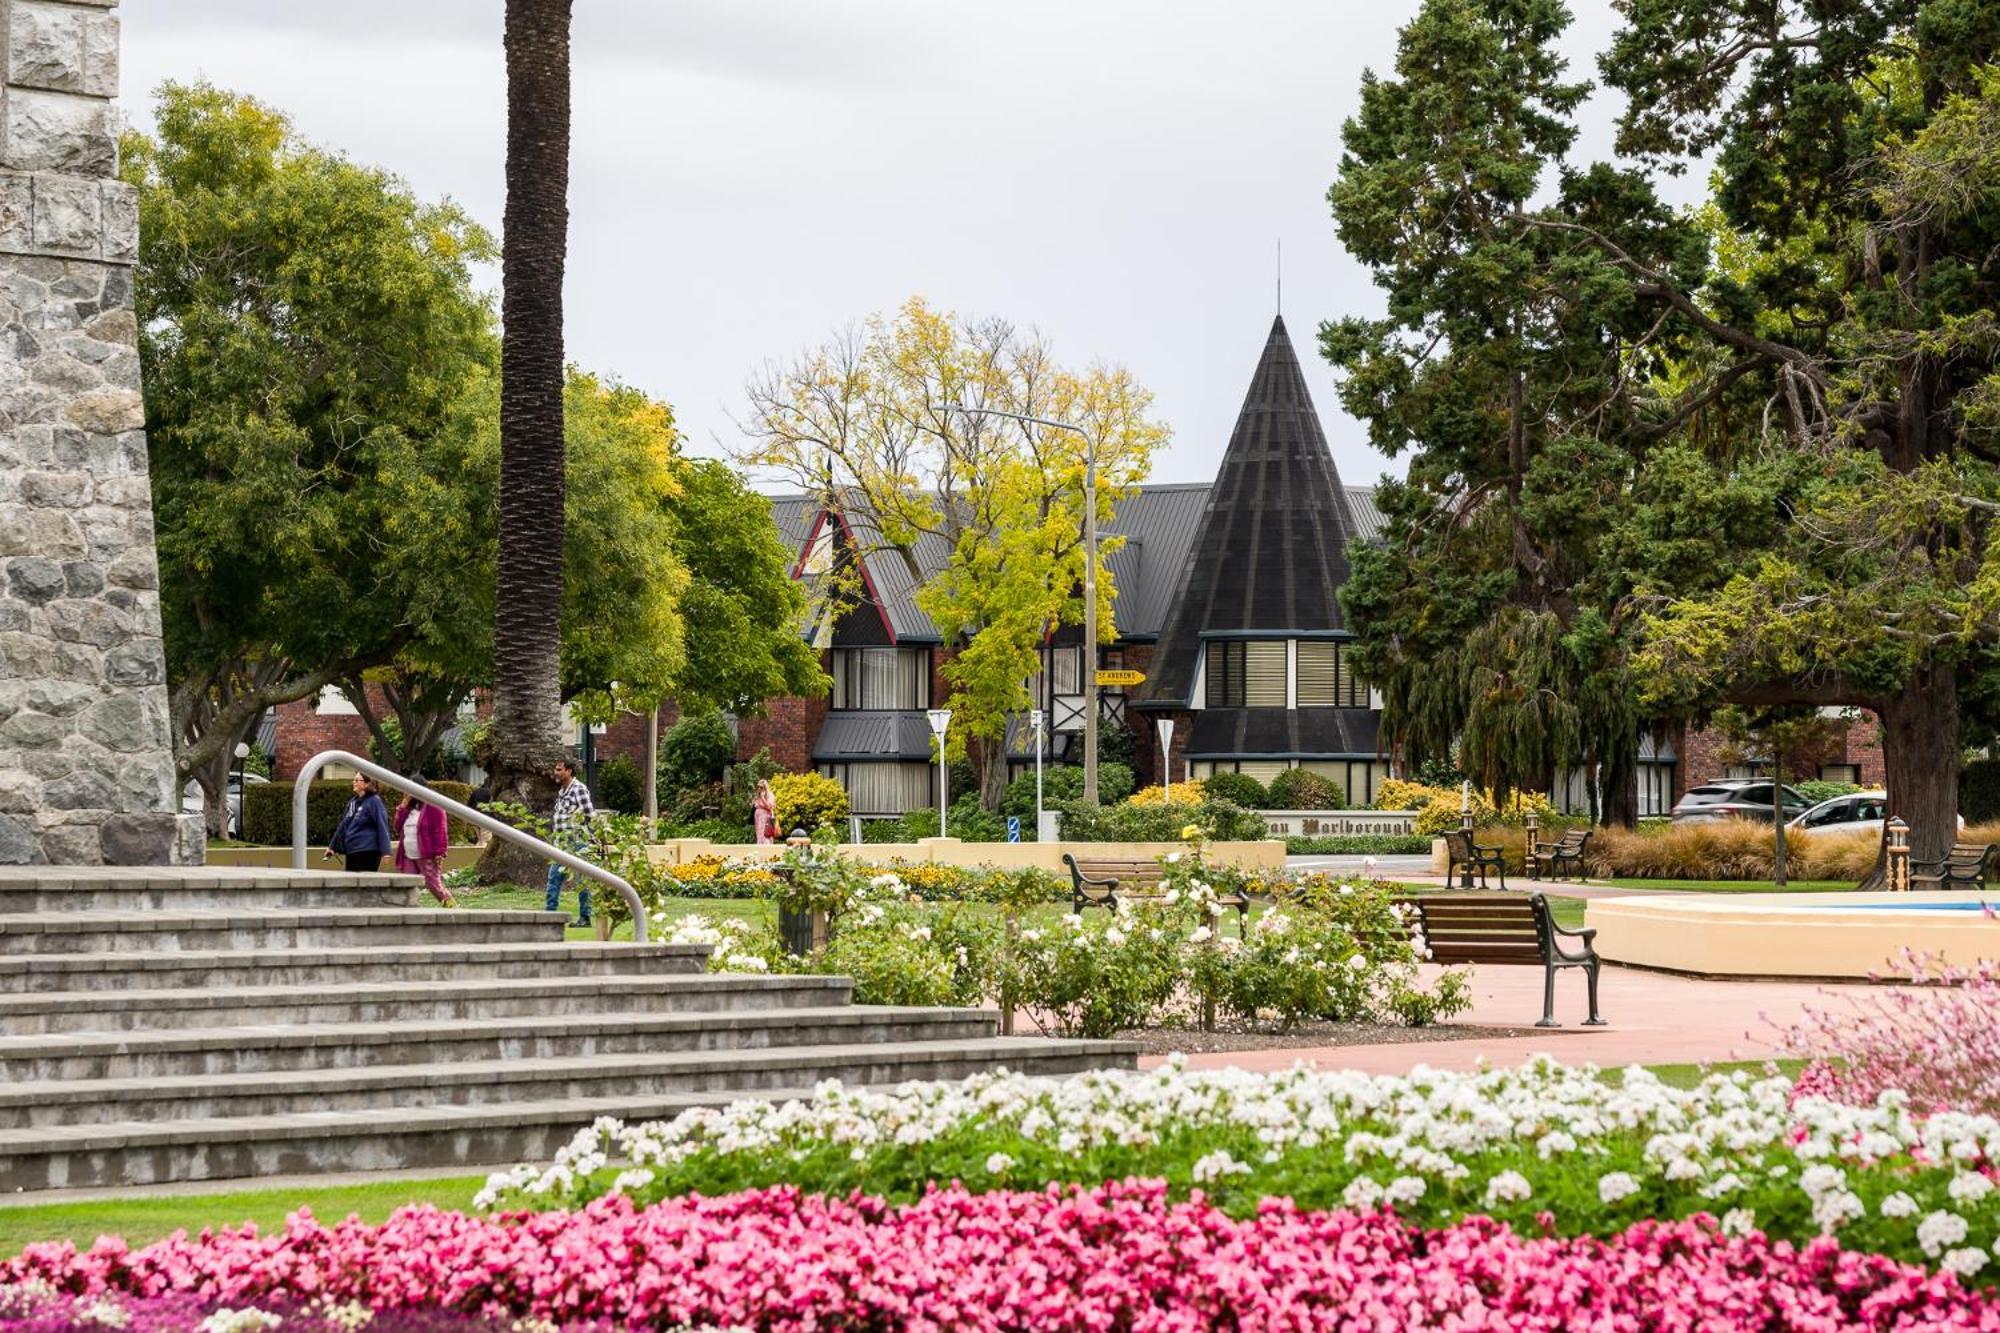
[344,851,382,873]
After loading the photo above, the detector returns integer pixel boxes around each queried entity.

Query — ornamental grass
[9,1184,2000,1331]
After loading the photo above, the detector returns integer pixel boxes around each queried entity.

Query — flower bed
[476,1058,2000,1278]
[8,1183,2000,1330]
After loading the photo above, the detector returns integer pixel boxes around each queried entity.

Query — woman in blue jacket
[323,773,393,873]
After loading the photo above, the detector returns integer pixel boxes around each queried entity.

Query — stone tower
[0,0,198,864]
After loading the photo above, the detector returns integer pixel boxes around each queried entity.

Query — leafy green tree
[1324,0,1693,823]
[126,82,496,830]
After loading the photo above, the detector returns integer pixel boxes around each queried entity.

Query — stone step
[0,971,851,1035]
[0,872,423,914]
[0,1004,998,1081]
[1,1036,1139,1129]
[0,941,702,991]
[0,908,566,955]
[0,941,706,992]
[0,1038,1141,1190]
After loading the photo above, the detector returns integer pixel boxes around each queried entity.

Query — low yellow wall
[1590,889,2000,977]
[645,837,1285,875]
[209,845,485,871]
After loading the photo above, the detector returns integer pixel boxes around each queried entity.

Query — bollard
[1886,816,1911,893]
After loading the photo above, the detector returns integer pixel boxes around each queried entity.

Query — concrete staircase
[0,866,1135,1191]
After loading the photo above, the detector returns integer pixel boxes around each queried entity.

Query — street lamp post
[1156,717,1174,798]
[1030,707,1045,835]
[942,403,1101,806]
[926,708,952,837]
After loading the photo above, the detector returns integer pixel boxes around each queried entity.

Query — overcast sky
[122,1,1641,490]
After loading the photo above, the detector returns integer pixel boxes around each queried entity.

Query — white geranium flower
[1598,1172,1640,1204]
[1386,1175,1428,1206]
[1720,1208,1756,1237]
[1944,1247,1990,1279]
[1191,1149,1252,1182]
[1919,1210,1971,1258]
[1483,1171,1532,1206]
[985,1152,1015,1175]
[1880,1191,1918,1219]
[1343,1176,1385,1209]
[1950,1173,1994,1204]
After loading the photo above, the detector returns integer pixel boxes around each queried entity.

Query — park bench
[1412,892,1604,1028]
[1442,828,1507,891]
[1061,853,1249,921]
[1528,828,1592,882]
[1910,840,2000,891]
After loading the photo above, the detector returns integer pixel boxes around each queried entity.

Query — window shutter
[1296,642,1336,706]
[1245,641,1287,707]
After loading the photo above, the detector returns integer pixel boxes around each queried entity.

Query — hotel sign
[1260,809,1419,837]
[1095,669,1146,687]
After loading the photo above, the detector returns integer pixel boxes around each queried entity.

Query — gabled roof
[1137,316,1363,707]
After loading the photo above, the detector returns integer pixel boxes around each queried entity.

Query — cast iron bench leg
[1538,960,1560,1028]
[1584,958,1606,1026]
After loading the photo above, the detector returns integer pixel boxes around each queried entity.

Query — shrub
[1200,771,1270,809]
[241,779,476,846]
[1374,777,1450,811]
[723,749,783,825]
[1008,906,1181,1037]
[1285,834,1431,855]
[898,794,1011,842]
[665,781,730,825]
[595,755,644,814]
[661,709,738,792]
[1577,821,1885,881]
[1963,758,2000,824]
[1001,763,1134,817]
[1793,778,1863,807]
[771,771,849,835]
[1265,768,1344,810]
[1127,779,1207,807]
[661,816,752,844]
[1058,799,1266,843]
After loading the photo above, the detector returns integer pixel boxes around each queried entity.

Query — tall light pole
[942,404,1102,805]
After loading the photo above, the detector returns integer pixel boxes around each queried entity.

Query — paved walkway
[1141,962,1879,1076]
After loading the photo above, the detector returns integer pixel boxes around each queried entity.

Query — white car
[1787,790,1963,838]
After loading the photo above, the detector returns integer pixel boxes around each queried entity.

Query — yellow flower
[1181,824,1203,841]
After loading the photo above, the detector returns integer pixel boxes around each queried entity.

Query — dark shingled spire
[1139,315,1360,707]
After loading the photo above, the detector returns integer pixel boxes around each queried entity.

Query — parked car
[1788,789,1963,839]
[1669,780,1812,825]
[180,771,269,838]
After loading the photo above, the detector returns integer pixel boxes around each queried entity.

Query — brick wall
[271,690,378,780]
[1676,710,1886,793]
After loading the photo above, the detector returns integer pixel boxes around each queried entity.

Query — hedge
[1284,834,1430,855]
[241,779,477,847]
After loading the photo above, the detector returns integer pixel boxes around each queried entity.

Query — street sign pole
[1156,717,1175,798]
[1030,707,1045,837]
[926,708,952,838]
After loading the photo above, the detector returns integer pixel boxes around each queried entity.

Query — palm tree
[489,0,573,814]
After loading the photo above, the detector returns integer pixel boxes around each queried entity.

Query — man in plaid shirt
[544,755,599,926]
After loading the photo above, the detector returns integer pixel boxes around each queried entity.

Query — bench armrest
[1551,920,1596,943]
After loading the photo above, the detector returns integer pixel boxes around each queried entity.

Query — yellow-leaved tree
[739,298,1168,805]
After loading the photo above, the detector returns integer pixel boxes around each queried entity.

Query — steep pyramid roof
[1139,315,1361,707]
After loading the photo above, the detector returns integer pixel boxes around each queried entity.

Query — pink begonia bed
[8,1182,2000,1331]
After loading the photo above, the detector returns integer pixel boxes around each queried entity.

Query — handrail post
[289,749,650,942]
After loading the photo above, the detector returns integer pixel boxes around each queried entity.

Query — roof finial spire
[1275,237,1282,315]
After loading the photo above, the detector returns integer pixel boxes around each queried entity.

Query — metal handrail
[289,749,650,942]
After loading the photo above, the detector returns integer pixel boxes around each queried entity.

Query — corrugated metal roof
[811,711,936,761]
[759,471,1381,649]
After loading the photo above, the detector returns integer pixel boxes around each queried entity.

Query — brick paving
[1142,961,1881,1076]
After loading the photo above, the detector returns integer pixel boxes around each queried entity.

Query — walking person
[322,773,392,873]
[393,791,455,906]
[752,777,778,845]
[545,755,598,927]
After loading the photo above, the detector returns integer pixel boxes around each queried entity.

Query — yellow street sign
[1095,669,1146,687]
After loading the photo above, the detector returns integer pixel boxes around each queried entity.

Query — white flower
[1950,1172,1994,1204]
[985,1152,1014,1175]
[1800,1164,1845,1197]
[1191,1149,1252,1182]
[1385,1175,1428,1206]
[1104,927,1128,947]
[198,1312,282,1333]
[1598,1172,1639,1204]
[1880,1191,1918,1219]
[1189,925,1213,944]
[610,1168,655,1195]
[1343,1176,1385,1209]
[1483,1171,1532,1206]
[1721,1208,1757,1237]
[1347,954,1369,972]
[1919,1210,1971,1258]
[1944,1247,1990,1279]
[1164,852,1182,864]
[1535,1130,1576,1159]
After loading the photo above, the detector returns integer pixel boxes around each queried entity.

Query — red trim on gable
[818,506,898,645]
[790,509,828,580]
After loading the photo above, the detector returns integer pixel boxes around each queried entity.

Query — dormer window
[1205,638,1366,708]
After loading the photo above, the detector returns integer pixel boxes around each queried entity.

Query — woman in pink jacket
[392,793,455,906]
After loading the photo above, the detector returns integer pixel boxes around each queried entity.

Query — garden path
[1145,964,1884,1076]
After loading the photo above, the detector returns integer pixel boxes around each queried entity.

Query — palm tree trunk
[488,0,573,832]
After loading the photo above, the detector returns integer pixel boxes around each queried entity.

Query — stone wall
[0,0,197,864]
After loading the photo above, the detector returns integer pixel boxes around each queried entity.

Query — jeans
[545,860,590,924]
[344,852,382,874]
